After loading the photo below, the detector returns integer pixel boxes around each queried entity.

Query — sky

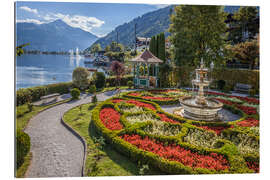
[15,1,169,37]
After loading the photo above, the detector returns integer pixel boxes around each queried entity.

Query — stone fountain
[174,59,223,121]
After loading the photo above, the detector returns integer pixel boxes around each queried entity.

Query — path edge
[60,116,87,177]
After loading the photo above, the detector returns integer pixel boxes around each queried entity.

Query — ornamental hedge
[16,75,134,106]
[172,67,259,91]
[91,90,259,174]
[16,82,73,106]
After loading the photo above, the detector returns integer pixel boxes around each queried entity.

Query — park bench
[234,83,252,94]
[40,93,60,104]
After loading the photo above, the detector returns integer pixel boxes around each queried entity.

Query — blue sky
[16,1,169,37]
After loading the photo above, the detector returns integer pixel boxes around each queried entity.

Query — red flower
[112,99,125,103]
[142,96,173,101]
[121,134,229,171]
[236,105,257,115]
[157,113,180,124]
[128,92,141,96]
[126,100,156,111]
[246,161,259,173]
[99,108,123,130]
[196,125,233,135]
[236,118,259,127]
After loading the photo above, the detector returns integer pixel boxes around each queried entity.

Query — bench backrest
[235,83,252,89]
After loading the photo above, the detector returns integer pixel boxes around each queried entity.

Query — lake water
[16,54,105,90]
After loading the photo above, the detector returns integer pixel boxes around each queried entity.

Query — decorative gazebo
[129,50,163,88]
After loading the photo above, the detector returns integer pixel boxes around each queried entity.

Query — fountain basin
[178,96,223,121]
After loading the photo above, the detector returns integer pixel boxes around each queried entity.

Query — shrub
[217,80,226,90]
[16,130,30,169]
[71,88,80,99]
[249,89,256,97]
[72,67,90,90]
[106,75,133,87]
[16,82,73,106]
[127,81,133,89]
[27,103,33,112]
[88,85,96,94]
[93,72,106,89]
[92,95,98,104]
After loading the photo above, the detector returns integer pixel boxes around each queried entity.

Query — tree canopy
[90,43,102,54]
[169,5,228,67]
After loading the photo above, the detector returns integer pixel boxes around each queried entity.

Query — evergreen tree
[158,32,166,61]
[169,5,228,67]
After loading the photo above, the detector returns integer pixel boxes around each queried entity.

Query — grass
[16,152,32,178]
[15,98,71,177]
[63,103,164,176]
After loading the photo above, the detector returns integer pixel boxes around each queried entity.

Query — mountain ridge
[16,19,98,52]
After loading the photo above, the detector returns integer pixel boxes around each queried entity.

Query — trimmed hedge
[106,75,133,87]
[16,82,73,106]
[91,94,258,174]
[16,130,31,169]
[172,67,259,90]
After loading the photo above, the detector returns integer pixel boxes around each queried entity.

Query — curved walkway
[24,90,133,178]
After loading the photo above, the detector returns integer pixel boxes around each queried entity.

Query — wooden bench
[40,93,60,104]
[234,83,252,94]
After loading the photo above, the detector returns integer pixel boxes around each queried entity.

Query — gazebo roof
[129,50,163,64]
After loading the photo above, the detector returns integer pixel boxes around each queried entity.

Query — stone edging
[60,116,87,177]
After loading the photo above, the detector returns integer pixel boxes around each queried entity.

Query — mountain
[16,19,98,52]
[87,5,173,50]
[87,5,246,51]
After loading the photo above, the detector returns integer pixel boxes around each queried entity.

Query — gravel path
[24,89,134,178]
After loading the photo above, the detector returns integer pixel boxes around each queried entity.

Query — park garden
[16,5,259,177]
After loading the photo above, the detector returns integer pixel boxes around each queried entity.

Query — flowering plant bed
[91,90,259,174]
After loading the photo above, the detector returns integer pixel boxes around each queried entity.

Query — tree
[110,61,125,87]
[234,7,259,42]
[105,45,111,52]
[169,5,228,67]
[228,36,259,69]
[93,72,106,89]
[16,43,30,56]
[91,43,102,54]
[72,67,90,90]
[158,32,166,61]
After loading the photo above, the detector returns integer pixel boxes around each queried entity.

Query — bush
[72,67,90,90]
[224,85,231,93]
[27,103,33,112]
[249,89,256,97]
[127,81,133,89]
[92,95,98,104]
[71,88,80,99]
[217,80,226,90]
[106,75,133,87]
[88,85,97,94]
[93,72,106,89]
[16,82,73,106]
[16,130,30,169]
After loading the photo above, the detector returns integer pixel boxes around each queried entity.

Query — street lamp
[210,61,214,70]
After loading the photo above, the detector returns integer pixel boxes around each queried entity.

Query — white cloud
[16,19,44,24]
[19,6,38,14]
[42,13,105,33]
[153,4,170,9]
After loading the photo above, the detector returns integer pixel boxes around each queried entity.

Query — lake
[16,54,105,90]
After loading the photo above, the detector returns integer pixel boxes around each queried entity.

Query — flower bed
[142,96,173,101]
[236,105,257,115]
[99,107,122,130]
[121,134,229,171]
[236,118,259,127]
[157,113,180,124]
[91,90,260,174]
[246,161,259,173]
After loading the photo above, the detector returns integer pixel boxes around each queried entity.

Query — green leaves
[169,5,227,67]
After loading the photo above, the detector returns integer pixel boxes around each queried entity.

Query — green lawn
[63,103,164,176]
